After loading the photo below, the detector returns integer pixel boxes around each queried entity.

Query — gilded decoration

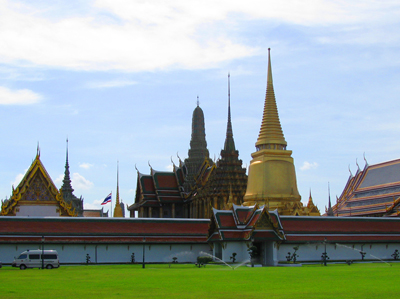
[1,152,77,216]
[242,49,320,216]
[20,171,55,202]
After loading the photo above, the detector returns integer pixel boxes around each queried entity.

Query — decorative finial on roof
[61,138,74,194]
[363,152,368,167]
[135,164,139,173]
[66,137,69,162]
[36,142,40,158]
[224,72,236,152]
[113,161,123,217]
[356,158,360,172]
[148,160,152,170]
[348,164,353,177]
[116,161,120,204]
[307,189,314,208]
[197,95,199,107]
[327,182,334,216]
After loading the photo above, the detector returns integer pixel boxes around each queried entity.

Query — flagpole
[111,191,113,218]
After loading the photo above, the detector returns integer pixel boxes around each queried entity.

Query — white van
[12,250,60,270]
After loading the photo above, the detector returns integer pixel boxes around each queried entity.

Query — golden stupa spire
[113,161,123,217]
[243,48,308,215]
[255,48,287,150]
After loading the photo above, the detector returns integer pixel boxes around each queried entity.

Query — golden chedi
[243,49,319,216]
[113,162,124,217]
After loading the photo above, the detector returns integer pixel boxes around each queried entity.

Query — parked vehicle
[12,250,59,270]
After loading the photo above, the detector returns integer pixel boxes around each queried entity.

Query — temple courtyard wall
[2,216,400,266]
[212,241,400,265]
[0,243,211,265]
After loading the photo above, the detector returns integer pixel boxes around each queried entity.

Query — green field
[0,263,399,298]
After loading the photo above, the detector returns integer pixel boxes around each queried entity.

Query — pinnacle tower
[60,139,84,216]
[183,98,213,192]
[61,139,74,194]
[224,73,235,152]
[243,49,302,214]
[189,74,247,217]
[113,161,124,217]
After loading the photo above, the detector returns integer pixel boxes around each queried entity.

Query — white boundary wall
[0,243,211,264]
[211,241,400,266]
[276,242,400,264]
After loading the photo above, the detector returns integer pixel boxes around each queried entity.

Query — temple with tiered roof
[128,162,187,218]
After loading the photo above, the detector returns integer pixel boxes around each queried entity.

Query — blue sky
[1,0,400,215]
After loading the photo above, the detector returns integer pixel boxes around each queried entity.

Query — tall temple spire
[183,98,213,192]
[61,138,74,194]
[224,73,235,151]
[327,182,334,216]
[256,48,287,150]
[60,139,84,216]
[113,161,123,217]
[190,74,247,217]
[242,48,311,215]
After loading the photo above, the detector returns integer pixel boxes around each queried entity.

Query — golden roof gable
[1,151,77,216]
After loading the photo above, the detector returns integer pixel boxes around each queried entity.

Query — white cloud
[5,0,396,72]
[54,172,93,190]
[0,0,255,71]
[79,162,93,169]
[86,79,137,89]
[71,173,93,190]
[0,86,42,105]
[84,200,106,210]
[300,161,319,171]
[54,174,63,186]
[12,172,25,187]
[165,164,173,171]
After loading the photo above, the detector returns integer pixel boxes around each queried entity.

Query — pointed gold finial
[36,142,41,158]
[116,161,120,205]
[255,48,287,150]
[113,161,123,217]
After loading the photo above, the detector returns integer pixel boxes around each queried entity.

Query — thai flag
[101,193,112,205]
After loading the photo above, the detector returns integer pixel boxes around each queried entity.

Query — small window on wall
[29,254,40,259]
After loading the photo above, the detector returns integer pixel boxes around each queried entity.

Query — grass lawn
[0,262,399,298]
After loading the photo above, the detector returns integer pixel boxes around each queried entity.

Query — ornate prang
[188,74,247,218]
[183,100,214,193]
